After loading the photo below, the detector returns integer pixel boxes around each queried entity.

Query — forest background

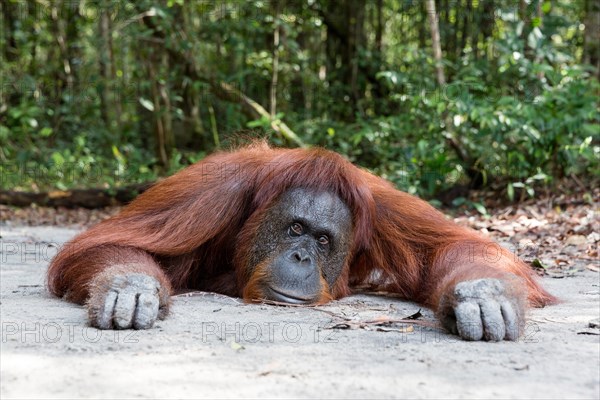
[1,0,598,208]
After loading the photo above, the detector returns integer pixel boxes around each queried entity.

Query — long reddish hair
[47,142,556,307]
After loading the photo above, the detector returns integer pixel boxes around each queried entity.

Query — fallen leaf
[405,309,423,320]
[376,325,414,333]
[230,341,245,351]
[564,235,587,246]
[586,264,600,272]
[587,232,600,243]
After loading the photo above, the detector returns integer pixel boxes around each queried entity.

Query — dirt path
[1,226,599,399]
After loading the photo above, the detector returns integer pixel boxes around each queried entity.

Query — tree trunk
[459,0,472,57]
[270,1,281,117]
[321,0,367,120]
[175,3,206,149]
[520,0,534,61]
[63,0,81,93]
[584,0,600,79]
[27,0,38,74]
[375,0,383,54]
[1,1,18,62]
[471,0,481,60]
[349,1,366,114]
[147,62,167,167]
[534,0,545,81]
[418,1,427,50]
[481,0,495,41]
[99,10,112,128]
[290,31,307,114]
[425,0,446,86]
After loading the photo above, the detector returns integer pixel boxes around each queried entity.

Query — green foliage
[0,0,597,201]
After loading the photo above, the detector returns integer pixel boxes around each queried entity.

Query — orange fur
[241,260,271,302]
[47,142,557,311]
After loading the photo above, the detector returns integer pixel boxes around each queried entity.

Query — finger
[95,290,118,329]
[134,293,159,329]
[114,292,136,329]
[480,301,505,341]
[501,301,521,341]
[455,302,483,341]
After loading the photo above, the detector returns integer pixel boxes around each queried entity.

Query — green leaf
[230,341,245,351]
[531,259,549,270]
[527,27,543,48]
[582,124,599,136]
[530,173,548,181]
[39,127,53,137]
[139,98,154,111]
[246,116,270,128]
[472,202,488,216]
[112,145,125,163]
[542,1,551,13]
[429,199,442,208]
[452,197,466,207]
[0,126,9,141]
[51,152,65,165]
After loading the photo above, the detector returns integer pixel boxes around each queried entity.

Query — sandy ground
[1,225,599,399]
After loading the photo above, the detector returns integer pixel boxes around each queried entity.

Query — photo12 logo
[1,322,139,344]
[200,321,339,344]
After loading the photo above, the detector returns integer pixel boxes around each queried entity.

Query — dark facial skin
[248,188,353,304]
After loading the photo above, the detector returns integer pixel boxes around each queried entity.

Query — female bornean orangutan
[47,142,556,341]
